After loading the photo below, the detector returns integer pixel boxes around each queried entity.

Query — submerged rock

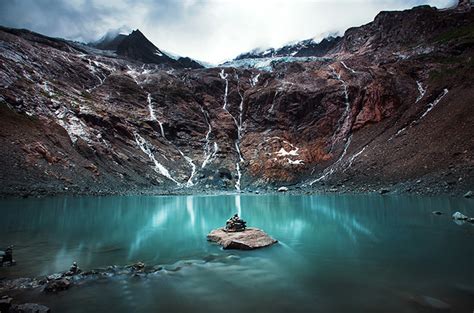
[410,295,451,312]
[452,211,468,220]
[463,190,473,198]
[0,296,13,312]
[379,188,390,195]
[207,227,277,250]
[432,211,443,215]
[10,303,51,313]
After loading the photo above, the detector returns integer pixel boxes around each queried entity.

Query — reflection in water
[0,194,473,313]
[308,196,374,243]
[186,196,195,228]
[235,194,242,217]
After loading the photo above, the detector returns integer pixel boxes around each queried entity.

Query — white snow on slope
[416,81,427,103]
[250,73,260,87]
[341,61,357,74]
[222,56,330,72]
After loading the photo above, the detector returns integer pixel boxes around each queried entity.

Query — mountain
[235,36,342,60]
[90,29,203,69]
[0,1,473,197]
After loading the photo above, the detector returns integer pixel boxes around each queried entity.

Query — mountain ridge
[0,2,473,197]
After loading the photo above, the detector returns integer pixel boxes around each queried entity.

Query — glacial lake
[0,194,473,312]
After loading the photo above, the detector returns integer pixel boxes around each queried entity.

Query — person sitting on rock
[65,261,81,276]
[225,213,247,232]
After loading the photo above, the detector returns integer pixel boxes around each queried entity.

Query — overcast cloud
[0,0,456,64]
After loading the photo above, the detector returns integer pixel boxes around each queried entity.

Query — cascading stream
[390,84,447,140]
[129,66,196,186]
[309,64,354,185]
[219,69,229,110]
[328,65,351,153]
[220,69,245,191]
[201,107,218,169]
[310,135,352,185]
[133,132,180,186]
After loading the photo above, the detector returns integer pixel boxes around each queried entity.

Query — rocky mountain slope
[0,2,473,196]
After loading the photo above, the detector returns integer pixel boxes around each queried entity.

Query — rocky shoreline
[0,176,472,199]
[0,254,242,294]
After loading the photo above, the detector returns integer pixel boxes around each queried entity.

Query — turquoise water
[0,194,473,312]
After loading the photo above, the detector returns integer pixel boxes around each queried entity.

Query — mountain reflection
[0,194,470,278]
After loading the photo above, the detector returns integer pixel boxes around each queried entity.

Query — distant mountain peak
[234,35,342,61]
[89,29,203,69]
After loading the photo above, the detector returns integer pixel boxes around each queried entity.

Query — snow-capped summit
[235,36,342,60]
[90,29,203,69]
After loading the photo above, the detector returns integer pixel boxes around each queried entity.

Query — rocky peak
[90,29,203,69]
[116,29,172,64]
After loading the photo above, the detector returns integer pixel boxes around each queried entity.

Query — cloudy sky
[0,0,456,64]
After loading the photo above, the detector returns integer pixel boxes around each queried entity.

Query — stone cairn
[225,213,247,232]
[0,245,15,267]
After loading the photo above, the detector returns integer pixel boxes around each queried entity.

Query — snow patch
[222,56,329,72]
[277,147,299,157]
[341,61,357,74]
[55,107,92,144]
[250,73,260,87]
[416,81,427,103]
[288,159,304,165]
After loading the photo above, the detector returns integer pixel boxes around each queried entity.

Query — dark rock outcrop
[116,29,178,66]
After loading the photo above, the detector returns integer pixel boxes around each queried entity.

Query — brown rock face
[0,4,473,196]
[207,227,278,250]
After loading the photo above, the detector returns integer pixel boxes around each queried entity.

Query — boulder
[44,277,71,293]
[0,296,13,312]
[207,227,277,250]
[452,211,468,220]
[463,190,473,198]
[277,186,288,192]
[410,295,451,312]
[379,188,390,194]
